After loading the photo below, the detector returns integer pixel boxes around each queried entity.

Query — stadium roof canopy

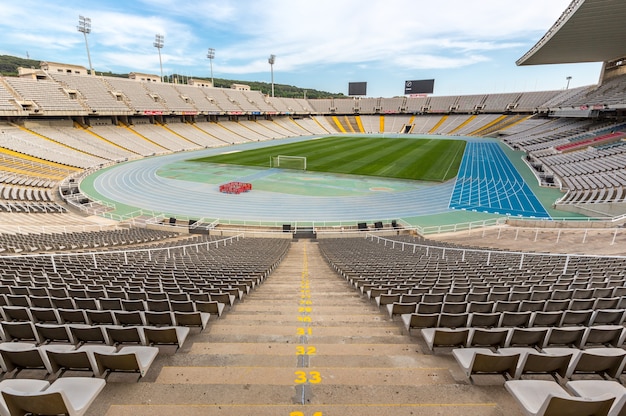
[517,0,626,66]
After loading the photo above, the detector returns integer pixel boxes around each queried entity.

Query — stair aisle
[92,240,511,415]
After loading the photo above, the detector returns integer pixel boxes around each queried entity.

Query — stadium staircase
[93,240,507,416]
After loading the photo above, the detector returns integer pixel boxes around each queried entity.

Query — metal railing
[0,233,243,274]
[366,233,626,275]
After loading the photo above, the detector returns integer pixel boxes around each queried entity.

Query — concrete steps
[93,240,515,416]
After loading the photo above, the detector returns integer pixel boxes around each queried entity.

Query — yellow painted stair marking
[469,114,508,136]
[106,403,498,416]
[330,116,346,133]
[74,122,136,154]
[355,115,365,133]
[189,343,420,356]
[121,124,168,149]
[156,366,452,385]
[428,114,448,134]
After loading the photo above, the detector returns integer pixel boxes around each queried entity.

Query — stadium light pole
[207,48,215,87]
[154,34,165,82]
[566,76,572,89]
[268,54,276,97]
[77,15,94,75]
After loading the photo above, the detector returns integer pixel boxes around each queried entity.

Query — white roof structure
[517,0,626,65]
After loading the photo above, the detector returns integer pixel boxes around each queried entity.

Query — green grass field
[191,136,466,182]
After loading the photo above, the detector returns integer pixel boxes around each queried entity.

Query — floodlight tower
[207,48,215,87]
[566,76,572,89]
[77,15,94,75]
[268,54,276,97]
[154,34,165,82]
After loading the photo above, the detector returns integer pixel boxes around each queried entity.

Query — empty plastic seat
[544,347,626,379]
[143,326,189,350]
[468,312,500,328]
[1,321,39,343]
[581,325,625,348]
[93,345,159,381]
[1,376,106,416]
[499,311,532,328]
[401,313,439,333]
[468,328,509,348]
[173,311,210,330]
[194,301,225,318]
[385,302,417,319]
[544,327,586,348]
[437,312,469,329]
[566,380,626,416]
[502,347,572,380]
[453,347,519,383]
[35,323,74,344]
[421,327,470,352]
[590,309,625,326]
[0,342,49,377]
[43,344,116,377]
[467,301,494,313]
[506,327,549,349]
[0,379,50,416]
[560,309,594,327]
[531,311,564,327]
[505,379,615,416]
[145,311,175,327]
[416,302,441,314]
[105,326,147,346]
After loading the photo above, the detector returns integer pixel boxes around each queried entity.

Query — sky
[0,0,604,97]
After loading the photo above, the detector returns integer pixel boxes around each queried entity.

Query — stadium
[0,0,624,415]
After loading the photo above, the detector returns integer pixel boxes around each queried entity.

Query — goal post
[270,155,307,170]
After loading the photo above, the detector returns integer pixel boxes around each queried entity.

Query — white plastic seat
[1,377,105,416]
[500,347,573,380]
[452,347,519,383]
[566,380,626,416]
[544,347,626,379]
[143,326,189,350]
[0,342,48,377]
[505,379,614,416]
[401,313,438,333]
[93,345,159,380]
[42,344,116,377]
[0,379,50,416]
[421,327,470,352]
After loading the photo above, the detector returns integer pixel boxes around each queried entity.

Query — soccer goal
[270,155,307,170]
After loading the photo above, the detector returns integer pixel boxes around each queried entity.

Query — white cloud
[1,0,600,96]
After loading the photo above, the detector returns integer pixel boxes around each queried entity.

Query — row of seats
[1,304,211,331]
[0,342,159,380]
[0,292,234,311]
[401,308,626,330]
[420,325,626,352]
[0,321,190,350]
[382,295,626,315]
[370,286,626,303]
[454,346,626,383]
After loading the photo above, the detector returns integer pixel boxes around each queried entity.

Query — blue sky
[0,0,603,97]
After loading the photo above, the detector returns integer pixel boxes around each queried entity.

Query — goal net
[270,155,307,170]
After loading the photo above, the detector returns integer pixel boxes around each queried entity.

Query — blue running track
[449,142,550,218]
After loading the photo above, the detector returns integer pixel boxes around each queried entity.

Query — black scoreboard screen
[404,79,435,94]
[348,82,367,96]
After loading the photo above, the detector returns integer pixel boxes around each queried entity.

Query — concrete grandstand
[0,0,624,415]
